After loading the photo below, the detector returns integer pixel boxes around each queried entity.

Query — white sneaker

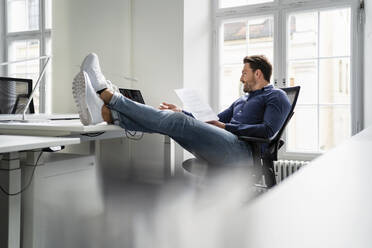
[81,53,107,92]
[106,80,120,93]
[72,71,105,126]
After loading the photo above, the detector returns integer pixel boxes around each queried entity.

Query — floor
[29,166,258,248]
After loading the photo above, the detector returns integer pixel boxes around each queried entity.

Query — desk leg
[21,151,43,248]
[164,136,175,179]
[0,152,21,248]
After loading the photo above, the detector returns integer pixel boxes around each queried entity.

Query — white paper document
[175,88,218,122]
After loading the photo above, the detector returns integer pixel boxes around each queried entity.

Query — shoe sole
[72,71,92,125]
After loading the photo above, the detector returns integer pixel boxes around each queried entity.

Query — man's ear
[255,69,262,79]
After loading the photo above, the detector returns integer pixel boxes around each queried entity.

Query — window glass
[220,65,243,111]
[288,60,317,104]
[7,0,39,32]
[287,105,318,152]
[5,0,51,113]
[219,0,273,8]
[223,21,247,65]
[319,58,350,105]
[288,12,318,60]
[216,1,355,157]
[221,16,274,111]
[319,8,350,57]
[8,40,40,113]
[287,8,351,153]
[319,105,350,151]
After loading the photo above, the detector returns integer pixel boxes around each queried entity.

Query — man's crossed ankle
[98,88,114,105]
[101,105,113,124]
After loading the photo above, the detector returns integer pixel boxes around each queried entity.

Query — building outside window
[213,0,363,158]
[2,0,52,113]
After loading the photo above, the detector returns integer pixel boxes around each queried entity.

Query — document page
[175,88,218,122]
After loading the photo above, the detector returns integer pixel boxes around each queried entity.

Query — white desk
[0,135,80,153]
[0,135,80,248]
[0,119,124,137]
[0,116,125,248]
[241,126,372,247]
[0,115,174,248]
[0,117,174,248]
[0,118,174,174]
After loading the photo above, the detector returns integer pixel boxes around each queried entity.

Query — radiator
[274,160,309,183]
[251,160,310,194]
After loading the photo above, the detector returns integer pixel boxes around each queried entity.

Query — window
[220,16,274,110]
[287,9,351,153]
[219,0,274,9]
[2,0,52,113]
[213,0,363,158]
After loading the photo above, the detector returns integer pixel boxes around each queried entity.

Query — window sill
[279,151,322,162]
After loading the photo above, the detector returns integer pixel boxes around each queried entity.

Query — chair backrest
[0,77,35,114]
[269,86,300,147]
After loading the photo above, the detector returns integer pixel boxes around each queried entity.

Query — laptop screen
[119,89,145,104]
[0,77,34,114]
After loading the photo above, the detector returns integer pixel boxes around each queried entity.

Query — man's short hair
[243,55,272,82]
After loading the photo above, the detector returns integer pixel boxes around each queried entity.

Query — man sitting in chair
[72,54,290,168]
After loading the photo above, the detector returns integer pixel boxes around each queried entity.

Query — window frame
[2,0,52,113]
[216,0,279,15]
[212,0,363,161]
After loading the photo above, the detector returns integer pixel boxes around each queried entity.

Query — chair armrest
[238,136,271,144]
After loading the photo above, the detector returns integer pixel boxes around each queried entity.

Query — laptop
[119,89,145,104]
[0,77,34,114]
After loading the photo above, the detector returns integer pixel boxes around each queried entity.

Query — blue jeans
[107,92,252,167]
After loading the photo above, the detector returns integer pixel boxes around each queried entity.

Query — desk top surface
[0,119,121,132]
[241,126,372,247]
[0,114,124,136]
[0,135,80,153]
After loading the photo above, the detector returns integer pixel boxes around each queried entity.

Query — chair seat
[183,158,270,196]
[182,158,208,176]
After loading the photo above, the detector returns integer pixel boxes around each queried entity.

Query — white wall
[183,0,212,161]
[130,0,212,181]
[52,0,132,113]
[364,1,372,127]
[184,0,212,103]
[51,0,133,177]
[132,0,184,108]
[131,0,184,182]
[51,0,212,182]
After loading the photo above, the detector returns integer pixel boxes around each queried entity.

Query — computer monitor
[0,77,35,114]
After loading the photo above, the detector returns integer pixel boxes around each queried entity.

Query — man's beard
[243,82,253,93]
[243,78,258,93]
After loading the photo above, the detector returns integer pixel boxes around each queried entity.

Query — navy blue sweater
[184,85,291,139]
[219,85,290,138]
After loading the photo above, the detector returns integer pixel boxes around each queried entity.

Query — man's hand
[158,102,182,112]
[206,120,226,129]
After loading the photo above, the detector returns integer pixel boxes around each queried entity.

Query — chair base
[182,158,274,190]
[182,158,208,177]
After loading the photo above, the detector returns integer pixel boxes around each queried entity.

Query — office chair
[238,86,300,189]
[182,86,301,190]
[0,77,35,114]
